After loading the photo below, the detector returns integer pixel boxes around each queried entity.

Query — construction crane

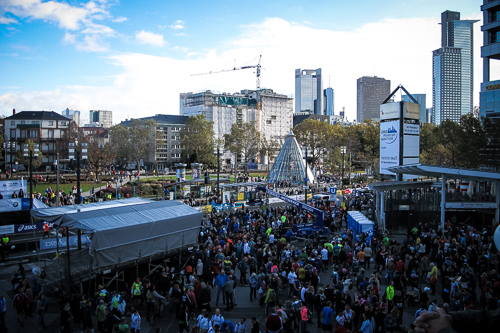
[192,55,262,90]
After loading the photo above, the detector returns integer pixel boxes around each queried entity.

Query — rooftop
[5,111,71,121]
[121,114,189,126]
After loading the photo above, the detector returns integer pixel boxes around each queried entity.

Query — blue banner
[39,235,91,250]
[14,221,56,234]
[212,203,233,212]
[263,188,324,226]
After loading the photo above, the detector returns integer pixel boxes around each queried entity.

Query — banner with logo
[39,235,91,250]
[328,187,337,202]
[0,179,28,200]
[15,221,55,234]
[0,198,30,213]
[379,120,400,175]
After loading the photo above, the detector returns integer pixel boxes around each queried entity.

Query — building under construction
[180,88,293,166]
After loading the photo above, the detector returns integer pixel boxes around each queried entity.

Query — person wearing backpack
[265,285,277,316]
[234,317,247,333]
[300,301,311,333]
[199,311,212,333]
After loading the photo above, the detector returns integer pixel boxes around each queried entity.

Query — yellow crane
[191,55,263,90]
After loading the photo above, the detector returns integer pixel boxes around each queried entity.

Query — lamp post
[340,146,346,188]
[23,143,39,209]
[214,145,223,203]
[69,142,87,204]
[302,146,311,205]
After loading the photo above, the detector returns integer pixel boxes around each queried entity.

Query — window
[32,120,40,125]
[48,130,54,138]
[29,130,39,138]
[10,121,14,126]
[49,121,54,126]
[61,130,65,138]
[10,129,16,139]
[48,142,54,151]
[20,121,26,124]
[60,121,67,126]
[20,130,26,139]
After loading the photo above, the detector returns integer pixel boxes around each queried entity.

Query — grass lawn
[134,175,236,182]
[32,182,96,195]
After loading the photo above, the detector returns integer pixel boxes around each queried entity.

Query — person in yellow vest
[131,277,143,308]
[107,193,112,201]
[1,235,9,262]
[386,280,395,308]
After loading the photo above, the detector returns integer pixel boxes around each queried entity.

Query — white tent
[31,198,202,270]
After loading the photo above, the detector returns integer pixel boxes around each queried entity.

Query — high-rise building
[432,10,478,125]
[356,76,390,122]
[324,87,334,116]
[61,108,81,127]
[480,0,500,121]
[89,110,113,128]
[402,94,427,123]
[180,89,293,166]
[295,69,323,114]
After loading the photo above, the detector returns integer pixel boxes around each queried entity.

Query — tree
[458,113,486,168]
[260,137,281,170]
[294,119,330,166]
[180,115,216,167]
[15,139,43,169]
[479,116,500,171]
[86,140,116,179]
[110,119,162,172]
[224,121,261,172]
[351,120,380,175]
[435,119,463,166]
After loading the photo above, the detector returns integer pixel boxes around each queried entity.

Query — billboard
[380,102,400,120]
[380,120,400,175]
[403,101,420,120]
[0,180,28,199]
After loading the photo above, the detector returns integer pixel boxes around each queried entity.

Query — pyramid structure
[267,130,314,184]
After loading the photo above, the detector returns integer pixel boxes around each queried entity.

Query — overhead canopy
[369,180,436,191]
[31,198,202,270]
[388,164,500,182]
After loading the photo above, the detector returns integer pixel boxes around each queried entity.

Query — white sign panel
[403,135,420,157]
[404,123,420,135]
[403,102,420,120]
[380,120,400,175]
[0,180,28,199]
[380,103,400,120]
[445,202,498,209]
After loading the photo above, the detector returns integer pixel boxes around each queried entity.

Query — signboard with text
[379,120,400,175]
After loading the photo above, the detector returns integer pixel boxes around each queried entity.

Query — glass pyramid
[267,130,313,184]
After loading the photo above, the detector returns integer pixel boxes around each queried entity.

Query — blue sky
[0,0,485,123]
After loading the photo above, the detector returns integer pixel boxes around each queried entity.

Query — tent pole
[65,227,71,295]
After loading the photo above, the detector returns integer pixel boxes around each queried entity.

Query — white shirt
[321,248,328,259]
[269,234,275,244]
[211,314,224,327]
[288,271,297,284]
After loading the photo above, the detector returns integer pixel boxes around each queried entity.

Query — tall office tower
[402,94,427,123]
[432,10,478,125]
[324,87,334,116]
[89,110,113,128]
[61,108,81,126]
[356,76,391,122]
[295,68,323,114]
[480,0,500,121]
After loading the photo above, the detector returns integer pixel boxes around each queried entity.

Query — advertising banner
[403,101,420,120]
[0,198,30,213]
[0,179,28,199]
[380,102,400,120]
[328,187,337,201]
[238,192,244,201]
[15,221,55,234]
[191,168,201,180]
[0,225,15,234]
[379,120,400,175]
[264,188,324,225]
[183,185,190,197]
[39,235,91,250]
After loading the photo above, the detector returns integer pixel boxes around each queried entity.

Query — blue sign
[22,198,30,210]
[264,188,324,226]
[328,187,337,194]
[212,203,233,212]
[15,221,56,234]
[39,235,91,250]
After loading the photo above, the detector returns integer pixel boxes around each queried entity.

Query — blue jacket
[215,274,227,288]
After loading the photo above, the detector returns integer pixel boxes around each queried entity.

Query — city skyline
[0,0,486,123]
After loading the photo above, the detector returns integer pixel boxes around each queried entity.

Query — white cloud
[172,46,188,52]
[158,25,167,30]
[1,15,493,123]
[170,22,184,30]
[175,32,186,36]
[1,0,115,52]
[0,16,17,24]
[135,30,166,47]
[112,16,128,23]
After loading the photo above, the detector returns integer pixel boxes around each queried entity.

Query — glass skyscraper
[295,68,323,114]
[356,76,390,122]
[324,87,334,116]
[432,11,478,125]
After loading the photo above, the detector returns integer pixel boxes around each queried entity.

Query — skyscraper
[61,108,81,126]
[432,10,478,125]
[356,76,390,122]
[324,87,334,116]
[480,0,500,121]
[89,110,113,128]
[295,68,323,114]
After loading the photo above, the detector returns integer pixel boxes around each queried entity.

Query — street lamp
[214,145,224,203]
[340,146,346,188]
[23,143,39,209]
[69,142,87,204]
[302,146,311,204]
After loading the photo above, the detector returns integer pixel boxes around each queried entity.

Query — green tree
[110,119,162,172]
[352,120,380,175]
[224,121,261,172]
[15,139,43,169]
[180,115,216,166]
[435,119,463,166]
[294,119,330,166]
[86,140,116,179]
[458,113,486,168]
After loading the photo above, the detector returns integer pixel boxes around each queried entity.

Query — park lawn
[134,175,236,182]
[32,182,95,195]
